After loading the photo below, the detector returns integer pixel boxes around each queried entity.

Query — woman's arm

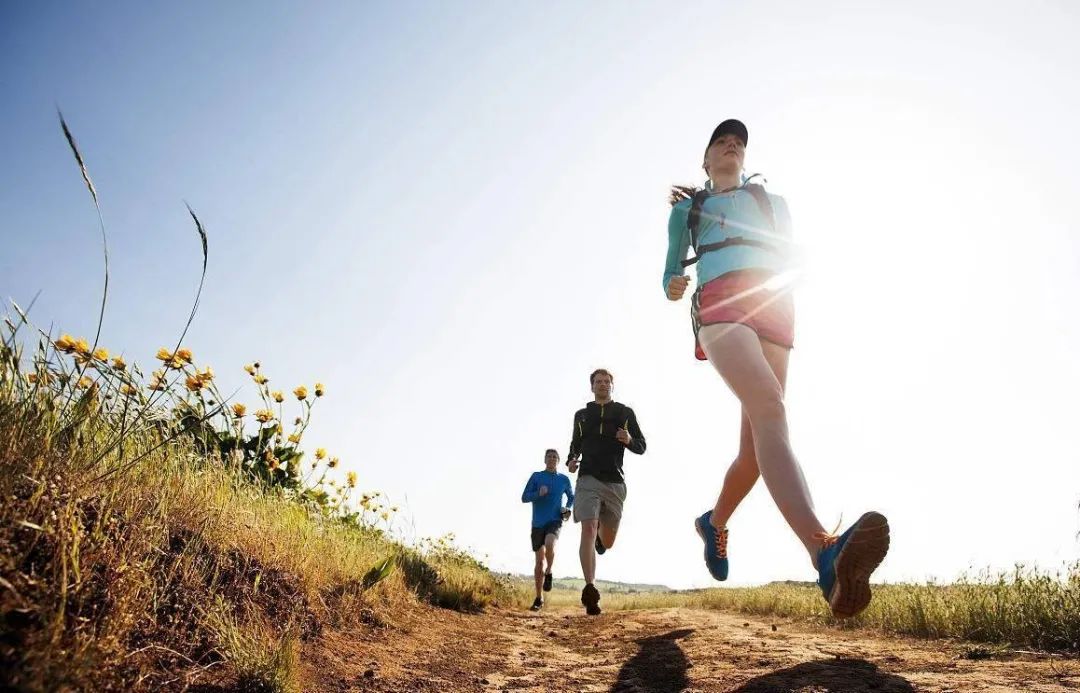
[662,203,691,296]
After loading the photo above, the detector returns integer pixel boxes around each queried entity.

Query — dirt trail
[302,605,1079,692]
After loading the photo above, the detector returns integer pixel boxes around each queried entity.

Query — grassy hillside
[0,118,513,691]
[0,343,518,690]
[521,576,672,593]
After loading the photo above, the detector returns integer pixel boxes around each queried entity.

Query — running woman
[664,118,890,618]
[521,449,574,611]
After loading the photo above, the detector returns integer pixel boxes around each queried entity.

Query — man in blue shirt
[521,449,575,611]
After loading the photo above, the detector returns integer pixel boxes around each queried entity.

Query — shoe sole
[828,511,890,619]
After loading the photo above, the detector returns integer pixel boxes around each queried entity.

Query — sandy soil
[298,604,1080,692]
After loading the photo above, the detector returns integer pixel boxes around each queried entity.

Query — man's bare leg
[533,548,545,600]
[579,518,598,584]
[597,522,617,551]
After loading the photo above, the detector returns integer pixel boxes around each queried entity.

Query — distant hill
[508,574,672,593]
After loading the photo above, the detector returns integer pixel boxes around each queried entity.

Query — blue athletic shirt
[521,470,574,528]
[663,186,794,296]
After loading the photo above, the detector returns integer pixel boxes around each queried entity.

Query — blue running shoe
[816,511,890,619]
[694,510,729,581]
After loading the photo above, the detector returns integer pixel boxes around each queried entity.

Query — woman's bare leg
[699,322,826,563]
[710,412,759,528]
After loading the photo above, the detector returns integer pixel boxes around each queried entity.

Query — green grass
[1,115,514,690]
[0,351,513,690]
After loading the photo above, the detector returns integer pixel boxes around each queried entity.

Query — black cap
[707,119,749,151]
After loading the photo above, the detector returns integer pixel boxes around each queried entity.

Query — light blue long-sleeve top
[662,187,794,295]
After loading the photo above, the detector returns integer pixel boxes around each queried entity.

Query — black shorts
[530,520,562,552]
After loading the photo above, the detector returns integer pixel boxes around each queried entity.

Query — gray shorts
[573,475,627,532]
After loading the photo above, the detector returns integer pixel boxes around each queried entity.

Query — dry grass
[0,114,511,691]
[0,369,512,690]
[536,571,1080,653]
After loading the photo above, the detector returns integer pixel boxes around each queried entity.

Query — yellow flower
[148,370,166,391]
[380,511,389,521]
[272,390,284,403]
[198,366,214,381]
[244,363,255,375]
[314,382,325,397]
[254,409,274,423]
[347,471,357,488]
[315,448,326,460]
[232,403,247,417]
[120,383,138,397]
[328,456,338,468]
[77,375,94,389]
[156,347,172,361]
[185,374,203,392]
[168,356,185,370]
[294,385,308,401]
[92,347,109,362]
[54,334,75,352]
[73,337,91,356]
[254,374,268,385]
[175,347,193,363]
[112,355,127,370]
[288,433,301,444]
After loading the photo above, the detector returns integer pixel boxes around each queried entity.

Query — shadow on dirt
[732,657,916,692]
[611,628,693,692]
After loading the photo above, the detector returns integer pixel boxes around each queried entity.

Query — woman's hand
[667,275,691,301]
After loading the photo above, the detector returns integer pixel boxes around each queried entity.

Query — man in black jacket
[567,368,647,615]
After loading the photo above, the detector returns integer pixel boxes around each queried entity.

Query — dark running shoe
[816,511,891,619]
[594,535,607,555]
[581,583,601,616]
[543,572,553,592]
[530,596,543,611]
[694,510,729,581]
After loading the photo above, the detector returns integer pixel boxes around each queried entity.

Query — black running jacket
[568,400,646,484]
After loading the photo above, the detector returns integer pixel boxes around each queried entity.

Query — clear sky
[3,1,1079,589]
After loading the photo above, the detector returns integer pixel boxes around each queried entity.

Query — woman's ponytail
[668,184,700,207]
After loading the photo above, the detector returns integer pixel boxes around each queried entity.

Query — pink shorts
[692,269,795,360]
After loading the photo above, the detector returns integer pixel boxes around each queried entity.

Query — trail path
[303,605,1079,692]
